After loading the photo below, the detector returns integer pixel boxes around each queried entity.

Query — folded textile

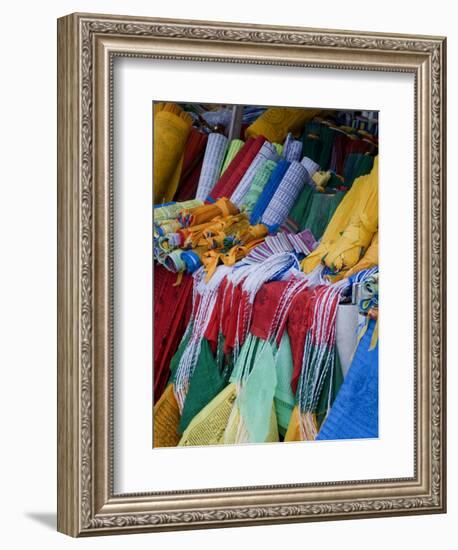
[261,161,309,227]
[230,141,280,206]
[195,133,228,200]
[153,103,193,204]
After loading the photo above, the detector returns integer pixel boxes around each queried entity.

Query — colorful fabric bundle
[221,139,244,175]
[153,103,193,204]
[195,133,228,200]
[261,161,309,227]
[246,107,321,143]
[249,160,290,225]
[210,136,266,200]
[301,156,320,177]
[230,142,280,206]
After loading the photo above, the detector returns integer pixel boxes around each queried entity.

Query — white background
[0,0,454,548]
[116,59,414,492]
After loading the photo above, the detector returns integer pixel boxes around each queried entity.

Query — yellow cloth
[334,232,378,281]
[178,384,237,446]
[153,103,192,204]
[245,107,321,144]
[284,406,318,442]
[153,384,181,447]
[302,157,378,274]
[223,402,279,444]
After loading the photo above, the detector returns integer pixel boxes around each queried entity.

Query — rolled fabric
[153,103,193,204]
[153,199,203,222]
[220,139,244,175]
[173,128,208,201]
[249,160,290,225]
[230,142,280,206]
[282,132,303,162]
[195,133,228,200]
[242,159,277,215]
[261,161,309,227]
[210,135,266,200]
[246,107,321,143]
[301,156,320,177]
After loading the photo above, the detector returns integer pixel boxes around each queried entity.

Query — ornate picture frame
[57,12,446,536]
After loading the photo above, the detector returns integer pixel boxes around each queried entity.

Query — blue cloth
[317,318,378,440]
[250,160,290,225]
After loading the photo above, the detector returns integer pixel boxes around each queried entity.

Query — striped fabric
[249,160,290,225]
[220,139,244,175]
[282,132,303,162]
[195,133,228,200]
[261,161,309,227]
[242,160,277,215]
[301,156,320,177]
[230,142,280,206]
[243,229,317,264]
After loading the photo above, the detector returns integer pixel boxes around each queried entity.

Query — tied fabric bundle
[185,198,239,227]
[153,103,193,204]
[195,133,228,200]
[250,160,290,225]
[245,107,322,144]
[154,199,203,223]
[230,142,280,206]
[210,136,266,200]
[261,161,309,227]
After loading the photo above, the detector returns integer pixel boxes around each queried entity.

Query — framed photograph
[57,13,446,536]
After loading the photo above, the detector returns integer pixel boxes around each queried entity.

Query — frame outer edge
[57,13,82,537]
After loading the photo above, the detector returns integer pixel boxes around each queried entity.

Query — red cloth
[210,135,266,200]
[250,281,288,341]
[287,287,318,394]
[153,265,193,400]
[174,128,207,201]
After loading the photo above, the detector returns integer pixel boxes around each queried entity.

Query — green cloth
[237,339,277,443]
[302,191,344,241]
[178,338,226,434]
[242,159,277,214]
[220,139,244,175]
[286,183,315,232]
[273,333,295,436]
